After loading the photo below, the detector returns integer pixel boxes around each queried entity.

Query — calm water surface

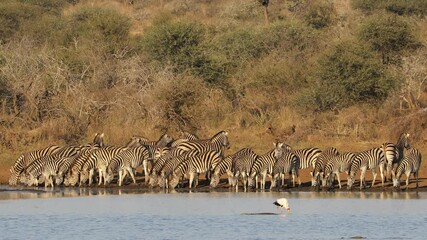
[0,186,426,240]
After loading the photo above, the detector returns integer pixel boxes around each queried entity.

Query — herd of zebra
[8,131,422,191]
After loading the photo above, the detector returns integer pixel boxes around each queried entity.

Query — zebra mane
[210,130,228,141]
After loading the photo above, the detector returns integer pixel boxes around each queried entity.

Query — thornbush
[304,0,336,29]
[358,13,419,63]
[351,0,427,16]
[308,40,399,111]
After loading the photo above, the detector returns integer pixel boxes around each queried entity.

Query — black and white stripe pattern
[169,150,222,189]
[176,131,230,157]
[311,147,339,188]
[105,145,150,186]
[270,151,300,189]
[230,148,258,192]
[148,147,188,187]
[20,145,82,187]
[247,144,285,190]
[392,148,422,189]
[9,145,64,185]
[323,152,356,189]
[347,147,385,190]
[281,143,322,170]
[157,150,200,188]
[381,133,410,181]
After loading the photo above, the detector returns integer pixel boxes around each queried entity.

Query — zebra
[148,147,188,187]
[270,151,300,189]
[79,136,142,186]
[347,147,385,190]
[230,148,258,192]
[381,133,410,181]
[170,131,199,148]
[210,148,252,188]
[169,150,223,189]
[9,145,64,186]
[157,150,201,189]
[175,130,230,158]
[247,143,287,190]
[19,145,82,187]
[105,145,151,186]
[311,147,339,188]
[392,148,422,189]
[323,152,356,189]
[281,143,322,184]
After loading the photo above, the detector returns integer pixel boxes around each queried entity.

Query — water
[1,186,426,240]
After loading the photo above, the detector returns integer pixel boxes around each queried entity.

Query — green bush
[351,0,427,16]
[67,7,131,54]
[18,0,68,15]
[304,0,336,29]
[307,40,399,111]
[358,14,419,63]
[0,1,43,42]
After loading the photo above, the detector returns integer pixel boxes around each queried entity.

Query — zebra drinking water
[392,148,422,189]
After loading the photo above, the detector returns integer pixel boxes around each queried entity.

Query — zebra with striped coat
[230,148,258,192]
[210,148,255,188]
[347,147,385,190]
[381,133,410,181]
[169,150,223,189]
[392,148,422,189]
[247,143,287,190]
[323,152,356,189]
[20,145,82,187]
[148,147,188,187]
[176,130,230,158]
[157,150,200,188]
[311,147,339,188]
[270,146,300,189]
[281,143,322,185]
[105,145,151,186]
[9,145,64,185]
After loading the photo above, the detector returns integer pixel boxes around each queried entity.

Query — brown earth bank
[2,168,426,193]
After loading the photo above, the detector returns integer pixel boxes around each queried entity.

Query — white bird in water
[273,198,290,213]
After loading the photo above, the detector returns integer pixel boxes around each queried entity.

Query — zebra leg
[189,173,194,189]
[379,164,385,188]
[337,173,342,189]
[371,170,377,188]
[128,168,136,184]
[415,171,419,189]
[89,169,94,186]
[255,175,259,189]
[405,172,410,190]
[143,160,148,183]
[360,169,366,190]
[118,169,123,187]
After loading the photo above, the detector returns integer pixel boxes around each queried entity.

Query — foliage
[66,7,131,54]
[358,14,420,63]
[351,0,427,16]
[307,40,400,111]
[0,1,43,42]
[304,0,336,29]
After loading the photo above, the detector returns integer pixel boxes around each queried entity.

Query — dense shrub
[304,0,336,29]
[18,0,69,15]
[67,7,131,54]
[358,14,419,63]
[0,1,43,42]
[351,0,427,16]
[307,40,399,111]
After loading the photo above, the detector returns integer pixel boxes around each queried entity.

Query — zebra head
[322,173,330,188]
[66,173,79,186]
[399,133,410,149]
[79,171,89,186]
[391,170,400,188]
[55,175,64,186]
[8,172,18,186]
[169,174,180,189]
[210,173,220,188]
[270,173,279,189]
[157,133,174,147]
[212,131,230,149]
[105,169,115,185]
[274,142,284,159]
[347,173,355,189]
[149,173,158,187]
[247,173,257,188]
